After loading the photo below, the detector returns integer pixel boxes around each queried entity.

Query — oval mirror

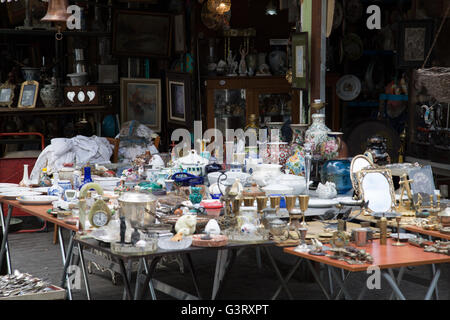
[359,170,395,213]
[350,155,374,196]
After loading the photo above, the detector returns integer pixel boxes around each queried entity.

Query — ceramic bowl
[262,184,293,196]
[207,171,249,186]
[278,174,307,195]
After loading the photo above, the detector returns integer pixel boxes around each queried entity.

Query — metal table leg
[0,205,13,272]
[305,260,331,300]
[212,249,228,300]
[255,247,262,269]
[214,249,237,300]
[425,266,441,301]
[430,264,440,300]
[77,243,91,300]
[138,257,160,300]
[263,246,293,300]
[122,260,133,300]
[272,258,303,300]
[327,265,333,296]
[117,258,133,300]
[59,228,75,300]
[388,267,405,300]
[382,270,406,300]
[0,204,12,274]
[329,267,352,300]
[185,253,202,299]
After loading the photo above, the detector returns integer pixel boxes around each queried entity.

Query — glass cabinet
[205,76,300,131]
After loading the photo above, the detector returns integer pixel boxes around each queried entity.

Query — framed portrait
[0,82,15,108]
[166,72,192,127]
[291,32,309,90]
[397,20,434,68]
[18,80,39,109]
[173,14,186,53]
[121,78,162,132]
[113,10,172,58]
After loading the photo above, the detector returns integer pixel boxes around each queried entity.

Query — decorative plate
[333,1,344,29]
[336,75,361,101]
[158,236,192,250]
[342,33,364,61]
[0,183,19,188]
[0,191,42,199]
[308,198,339,208]
[192,234,228,247]
[33,187,50,194]
[17,195,59,205]
[336,196,363,206]
[390,233,417,240]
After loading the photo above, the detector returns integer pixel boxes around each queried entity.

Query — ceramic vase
[305,114,331,158]
[321,159,352,194]
[189,186,203,205]
[40,83,62,108]
[263,142,290,167]
[266,122,284,142]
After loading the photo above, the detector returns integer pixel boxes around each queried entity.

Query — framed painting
[0,82,15,108]
[291,32,309,90]
[397,20,434,68]
[113,10,172,58]
[18,80,39,109]
[166,72,192,127]
[120,78,162,132]
[173,13,186,53]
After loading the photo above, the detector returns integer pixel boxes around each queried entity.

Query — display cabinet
[204,76,300,131]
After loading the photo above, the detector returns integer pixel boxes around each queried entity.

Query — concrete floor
[5,225,450,300]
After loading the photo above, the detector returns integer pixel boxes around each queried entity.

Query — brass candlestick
[298,195,309,228]
[392,215,405,247]
[243,197,255,207]
[270,196,281,209]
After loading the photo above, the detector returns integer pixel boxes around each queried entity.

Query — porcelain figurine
[238,46,248,76]
[175,215,197,236]
[205,219,221,235]
[305,113,331,158]
[316,182,338,199]
[226,51,238,76]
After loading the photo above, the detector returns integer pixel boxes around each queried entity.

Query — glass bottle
[79,166,93,190]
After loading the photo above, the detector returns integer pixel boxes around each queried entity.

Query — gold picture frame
[0,82,15,108]
[356,168,396,213]
[18,80,39,109]
[350,154,375,198]
[120,78,162,132]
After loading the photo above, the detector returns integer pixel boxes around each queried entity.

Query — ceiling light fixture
[266,0,277,15]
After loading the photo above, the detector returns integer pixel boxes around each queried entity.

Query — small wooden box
[64,86,99,106]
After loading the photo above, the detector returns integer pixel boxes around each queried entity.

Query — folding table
[281,239,450,300]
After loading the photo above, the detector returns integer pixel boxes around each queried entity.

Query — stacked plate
[0,189,42,199]
[17,195,59,205]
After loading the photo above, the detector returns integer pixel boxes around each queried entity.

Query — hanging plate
[336,74,361,101]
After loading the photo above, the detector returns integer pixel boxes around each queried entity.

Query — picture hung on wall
[113,10,172,58]
[166,72,192,127]
[18,80,39,109]
[173,13,186,53]
[0,82,15,108]
[397,20,434,68]
[291,32,308,89]
[121,78,162,132]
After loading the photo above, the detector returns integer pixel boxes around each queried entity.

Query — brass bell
[41,0,71,22]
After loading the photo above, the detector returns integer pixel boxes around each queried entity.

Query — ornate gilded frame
[0,82,15,108]
[18,80,39,109]
[350,154,375,197]
[356,168,396,213]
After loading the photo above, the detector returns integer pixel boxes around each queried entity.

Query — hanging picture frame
[120,78,162,132]
[113,10,172,58]
[174,13,186,53]
[397,20,434,69]
[291,32,308,90]
[0,82,15,108]
[166,72,192,127]
[18,80,39,109]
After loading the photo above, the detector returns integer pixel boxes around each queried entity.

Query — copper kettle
[41,0,71,22]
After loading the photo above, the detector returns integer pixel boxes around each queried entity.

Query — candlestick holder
[392,216,405,246]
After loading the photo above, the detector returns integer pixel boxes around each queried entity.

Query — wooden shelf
[0,28,111,37]
[0,105,108,115]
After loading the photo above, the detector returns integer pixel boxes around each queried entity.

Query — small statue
[238,45,248,76]
[131,228,140,246]
[119,216,126,244]
[226,50,238,76]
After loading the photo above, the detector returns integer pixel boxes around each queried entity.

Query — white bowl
[207,171,249,186]
[278,174,307,195]
[262,184,293,195]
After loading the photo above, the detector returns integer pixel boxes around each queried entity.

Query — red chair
[0,132,47,233]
